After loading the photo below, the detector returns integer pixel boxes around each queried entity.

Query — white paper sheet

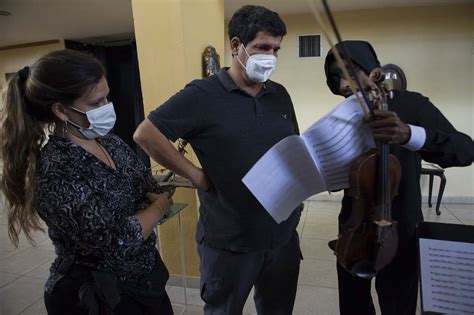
[242,135,326,223]
[303,95,375,191]
[419,238,474,314]
[242,95,374,223]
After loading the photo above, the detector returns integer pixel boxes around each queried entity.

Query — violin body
[336,148,401,278]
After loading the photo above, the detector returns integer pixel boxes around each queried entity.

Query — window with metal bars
[298,35,321,58]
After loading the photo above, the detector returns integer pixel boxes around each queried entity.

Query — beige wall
[0,40,65,173]
[132,0,225,276]
[0,40,65,93]
[225,4,474,199]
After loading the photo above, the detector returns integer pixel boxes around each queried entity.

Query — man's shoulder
[395,90,427,103]
[392,90,431,111]
[159,75,222,106]
[186,74,221,90]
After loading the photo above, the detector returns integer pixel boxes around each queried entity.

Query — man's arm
[366,96,473,168]
[133,119,211,191]
[415,102,474,168]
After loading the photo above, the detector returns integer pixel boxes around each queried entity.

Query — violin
[307,0,402,278]
[334,69,401,279]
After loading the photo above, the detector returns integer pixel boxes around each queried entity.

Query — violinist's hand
[366,110,411,145]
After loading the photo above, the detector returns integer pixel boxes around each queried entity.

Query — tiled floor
[0,200,472,314]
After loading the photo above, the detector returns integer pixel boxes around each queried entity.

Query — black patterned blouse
[33,134,161,293]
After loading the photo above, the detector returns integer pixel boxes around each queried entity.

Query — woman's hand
[146,192,171,219]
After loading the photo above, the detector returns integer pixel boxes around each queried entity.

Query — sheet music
[242,94,374,223]
[419,238,474,314]
[302,95,375,191]
[242,135,326,223]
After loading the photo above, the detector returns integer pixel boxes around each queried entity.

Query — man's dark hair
[228,5,287,46]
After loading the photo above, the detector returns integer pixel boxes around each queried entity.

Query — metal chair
[421,164,446,215]
[382,64,446,216]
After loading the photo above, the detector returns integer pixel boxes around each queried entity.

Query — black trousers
[44,282,173,315]
[197,232,302,315]
[44,257,173,315]
[337,243,419,315]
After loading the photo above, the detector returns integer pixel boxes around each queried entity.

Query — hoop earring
[47,123,55,134]
[62,119,69,137]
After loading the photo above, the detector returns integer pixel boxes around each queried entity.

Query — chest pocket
[263,108,295,136]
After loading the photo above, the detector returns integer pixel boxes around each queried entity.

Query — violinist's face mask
[328,62,367,98]
[327,69,344,96]
[237,44,277,82]
[67,102,116,139]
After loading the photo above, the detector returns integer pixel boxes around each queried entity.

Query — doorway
[65,39,150,168]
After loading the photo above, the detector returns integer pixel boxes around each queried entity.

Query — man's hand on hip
[190,167,212,191]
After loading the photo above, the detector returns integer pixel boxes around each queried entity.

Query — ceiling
[0,0,134,47]
[1,0,471,48]
[224,0,473,18]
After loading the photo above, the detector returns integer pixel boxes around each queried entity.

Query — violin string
[305,0,368,116]
[321,0,375,117]
[308,0,393,221]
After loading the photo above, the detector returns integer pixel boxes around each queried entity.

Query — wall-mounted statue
[202,45,221,78]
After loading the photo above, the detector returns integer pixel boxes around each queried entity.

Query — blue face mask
[67,102,116,139]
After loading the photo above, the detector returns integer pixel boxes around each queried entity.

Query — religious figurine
[202,45,221,78]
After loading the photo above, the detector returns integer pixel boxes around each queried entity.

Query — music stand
[417,222,474,314]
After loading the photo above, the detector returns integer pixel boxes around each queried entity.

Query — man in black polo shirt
[134,5,302,314]
[324,40,474,315]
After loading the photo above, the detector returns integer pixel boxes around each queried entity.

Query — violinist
[324,40,474,315]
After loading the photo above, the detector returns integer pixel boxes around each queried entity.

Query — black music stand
[417,222,474,314]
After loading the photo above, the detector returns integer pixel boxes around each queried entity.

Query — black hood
[324,40,381,95]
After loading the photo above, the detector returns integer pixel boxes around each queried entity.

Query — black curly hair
[228,5,287,46]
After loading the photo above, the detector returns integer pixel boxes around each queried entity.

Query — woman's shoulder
[37,136,85,180]
[39,136,74,167]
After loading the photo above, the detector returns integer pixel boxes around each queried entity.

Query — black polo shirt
[148,68,302,252]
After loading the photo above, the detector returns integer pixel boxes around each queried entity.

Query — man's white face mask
[237,44,277,83]
[67,102,116,139]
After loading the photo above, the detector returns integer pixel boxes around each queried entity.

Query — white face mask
[237,44,277,82]
[67,102,116,139]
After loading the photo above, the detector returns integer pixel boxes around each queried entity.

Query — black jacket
[340,90,474,249]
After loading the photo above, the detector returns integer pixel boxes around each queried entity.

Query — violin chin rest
[350,261,377,279]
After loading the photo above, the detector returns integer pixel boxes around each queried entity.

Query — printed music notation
[419,238,474,314]
[303,101,374,192]
[242,94,374,223]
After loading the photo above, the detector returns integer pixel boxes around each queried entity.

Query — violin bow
[306,0,375,118]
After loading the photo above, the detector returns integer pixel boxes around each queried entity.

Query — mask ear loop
[236,43,248,70]
[241,44,251,58]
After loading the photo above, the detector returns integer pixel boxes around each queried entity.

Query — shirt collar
[217,68,276,94]
[217,68,239,92]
